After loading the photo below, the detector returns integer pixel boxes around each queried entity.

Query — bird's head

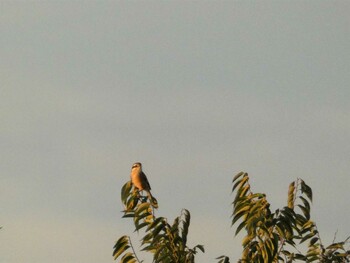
[131,162,142,171]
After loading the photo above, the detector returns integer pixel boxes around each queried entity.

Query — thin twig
[332,229,338,244]
[128,236,142,263]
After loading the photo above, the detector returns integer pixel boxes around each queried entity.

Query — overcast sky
[1,1,349,263]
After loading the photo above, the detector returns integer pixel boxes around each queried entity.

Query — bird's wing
[140,171,151,191]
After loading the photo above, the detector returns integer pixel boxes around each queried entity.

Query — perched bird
[130,162,158,208]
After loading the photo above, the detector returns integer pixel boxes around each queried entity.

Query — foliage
[113,181,204,263]
[113,173,349,263]
[230,172,350,263]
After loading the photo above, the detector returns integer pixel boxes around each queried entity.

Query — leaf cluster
[113,181,204,263]
[113,172,349,263]
[227,172,350,263]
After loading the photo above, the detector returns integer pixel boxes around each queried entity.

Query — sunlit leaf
[120,252,136,263]
[287,182,295,209]
[121,181,133,204]
[232,174,248,193]
[146,216,165,232]
[238,185,250,198]
[232,172,245,183]
[150,195,158,209]
[231,206,250,226]
[126,195,138,211]
[135,202,151,215]
[301,220,314,232]
[233,198,249,214]
[326,242,344,250]
[113,236,130,260]
[242,235,252,247]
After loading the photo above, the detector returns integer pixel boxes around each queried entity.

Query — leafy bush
[113,172,349,262]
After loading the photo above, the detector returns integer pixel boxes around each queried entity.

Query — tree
[113,172,349,263]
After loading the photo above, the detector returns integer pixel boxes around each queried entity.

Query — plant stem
[128,236,142,263]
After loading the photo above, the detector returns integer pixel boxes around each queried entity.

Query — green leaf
[113,235,130,260]
[135,202,151,215]
[152,222,167,238]
[276,219,293,240]
[146,216,165,232]
[301,220,314,232]
[135,222,149,231]
[300,232,316,244]
[309,237,319,246]
[275,222,285,239]
[297,205,310,220]
[326,242,344,250]
[300,179,313,202]
[216,255,230,263]
[121,181,132,203]
[238,185,250,198]
[287,182,296,209]
[281,207,297,229]
[247,199,265,216]
[231,206,250,226]
[232,172,245,183]
[232,174,248,193]
[242,235,252,247]
[194,244,205,253]
[122,212,135,218]
[126,195,138,211]
[120,252,136,263]
[181,209,191,246]
[232,201,246,217]
[235,220,246,236]
[299,196,310,211]
[294,253,307,260]
[150,195,158,209]
[133,203,153,230]
[295,214,308,228]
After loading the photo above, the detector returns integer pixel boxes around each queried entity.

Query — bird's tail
[147,191,158,209]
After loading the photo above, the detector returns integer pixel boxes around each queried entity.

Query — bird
[130,162,158,208]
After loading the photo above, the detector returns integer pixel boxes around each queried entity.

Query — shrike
[130,162,158,207]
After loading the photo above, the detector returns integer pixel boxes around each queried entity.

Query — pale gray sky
[1,1,349,263]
